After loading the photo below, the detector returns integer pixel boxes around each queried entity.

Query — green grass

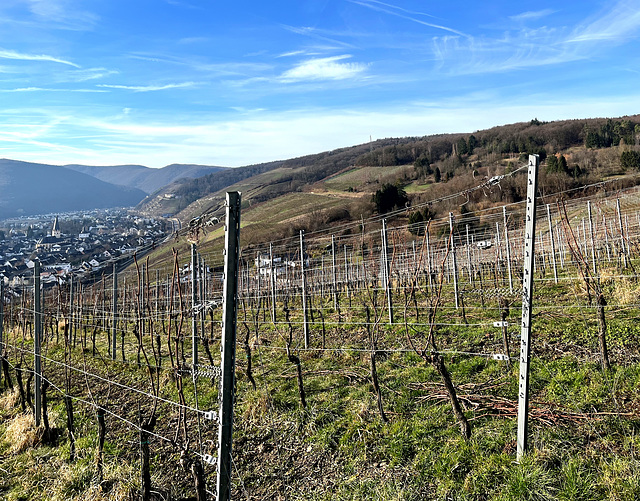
[4,260,640,499]
[323,164,411,191]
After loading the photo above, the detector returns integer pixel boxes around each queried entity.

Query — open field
[322,164,412,192]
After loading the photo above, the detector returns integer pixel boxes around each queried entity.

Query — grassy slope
[2,265,640,500]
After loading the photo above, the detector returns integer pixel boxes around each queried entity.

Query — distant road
[165,217,182,241]
[161,217,182,243]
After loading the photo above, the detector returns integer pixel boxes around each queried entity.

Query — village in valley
[0,210,170,287]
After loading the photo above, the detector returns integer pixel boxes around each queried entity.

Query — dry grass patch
[0,387,20,410]
[611,277,640,306]
[4,413,40,454]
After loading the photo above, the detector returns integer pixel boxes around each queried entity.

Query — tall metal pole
[587,201,597,275]
[547,204,558,284]
[557,225,566,268]
[0,281,4,358]
[111,264,117,360]
[69,274,74,346]
[140,262,145,339]
[270,243,276,322]
[503,206,513,293]
[381,219,393,324]
[603,215,611,262]
[0,279,3,388]
[517,154,539,460]
[426,225,432,289]
[300,230,309,349]
[34,260,42,427]
[217,192,242,501]
[616,198,627,267]
[449,213,460,309]
[191,243,198,368]
[466,224,473,284]
[155,269,160,323]
[344,244,349,285]
[200,255,206,343]
[331,235,338,311]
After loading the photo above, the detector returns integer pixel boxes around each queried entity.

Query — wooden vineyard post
[111,264,117,361]
[517,154,539,460]
[300,230,309,348]
[34,260,42,426]
[217,192,241,501]
[191,243,198,367]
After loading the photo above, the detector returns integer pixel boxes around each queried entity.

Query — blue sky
[0,0,639,168]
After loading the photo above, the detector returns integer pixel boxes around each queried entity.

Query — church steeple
[52,216,61,238]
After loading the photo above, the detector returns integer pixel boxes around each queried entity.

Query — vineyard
[3,162,640,500]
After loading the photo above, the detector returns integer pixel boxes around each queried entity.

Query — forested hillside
[140,115,640,243]
[141,115,640,220]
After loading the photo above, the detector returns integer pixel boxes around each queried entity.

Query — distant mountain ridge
[0,159,147,219]
[64,163,228,194]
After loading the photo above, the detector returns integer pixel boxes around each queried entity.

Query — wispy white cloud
[164,0,201,9]
[350,0,471,38]
[127,53,272,77]
[57,68,119,83]
[277,50,309,58]
[283,25,357,49]
[5,92,640,168]
[430,0,640,76]
[26,0,99,30]
[0,87,107,92]
[0,65,20,73]
[356,0,438,20]
[178,36,210,44]
[97,82,196,92]
[566,0,640,43]
[509,9,556,22]
[280,55,367,82]
[0,48,80,67]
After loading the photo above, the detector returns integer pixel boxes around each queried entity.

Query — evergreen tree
[408,210,424,235]
[468,135,477,154]
[558,155,568,173]
[413,155,432,177]
[372,183,409,214]
[457,137,469,156]
[621,150,640,170]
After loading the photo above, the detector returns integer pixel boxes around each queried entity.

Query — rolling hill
[64,163,227,194]
[0,159,147,218]
[136,114,640,270]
